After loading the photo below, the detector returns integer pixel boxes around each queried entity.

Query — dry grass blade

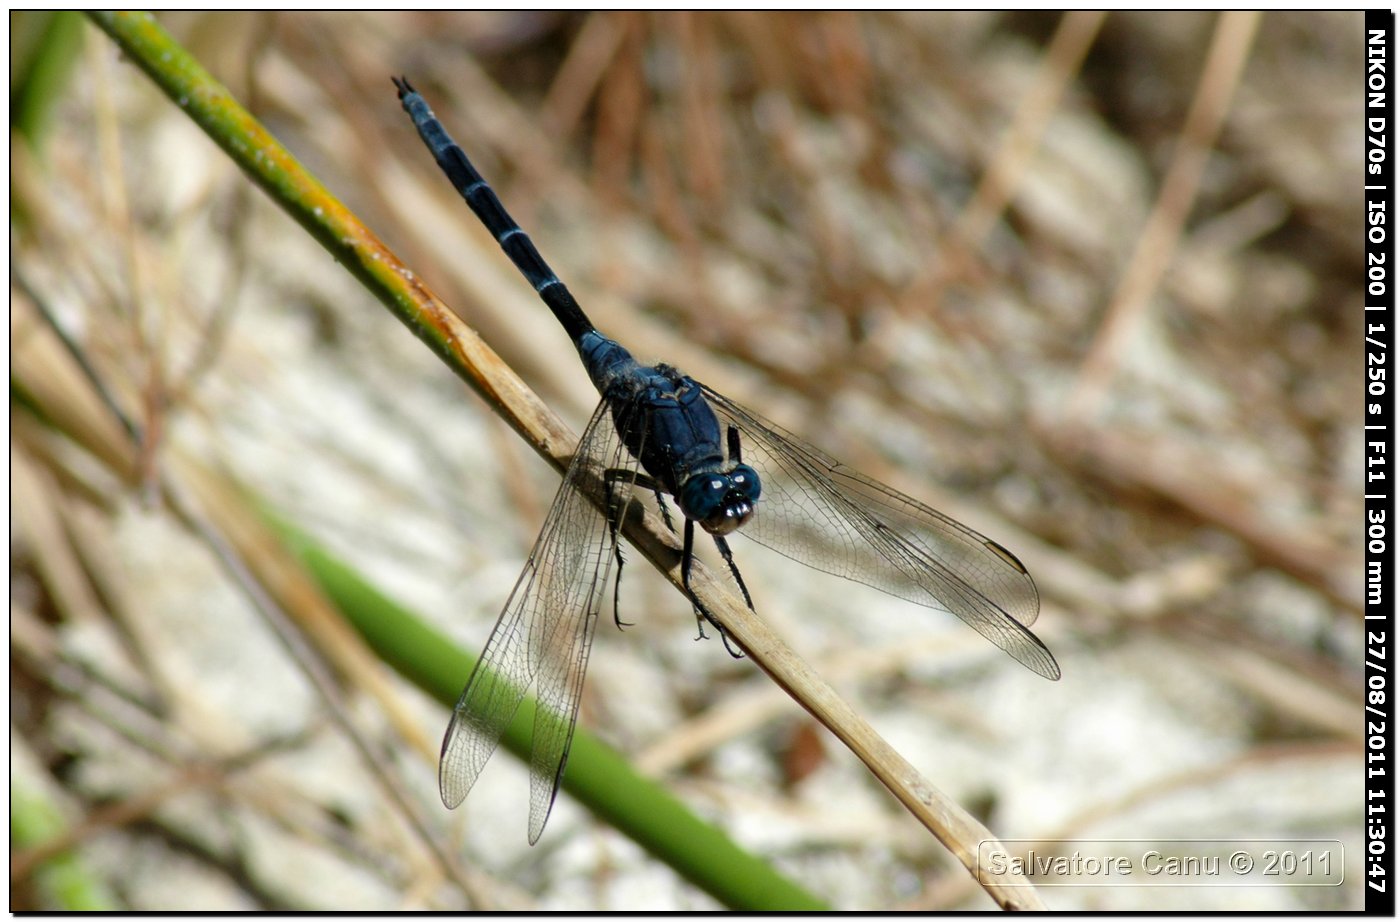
[13,290,487,904]
[949,10,1106,257]
[1070,11,1263,415]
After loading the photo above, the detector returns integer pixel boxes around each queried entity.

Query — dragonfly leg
[710,535,751,659]
[716,626,745,659]
[609,468,674,532]
[681,519,709,639]
[711,535,755,611]
[602,468,639,629]
[681,521,746,657]
[727,424,744,463]
[653,489,676,533]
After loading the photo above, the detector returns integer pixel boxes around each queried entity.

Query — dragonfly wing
[439,399,643,842]
[701,385,1058,680]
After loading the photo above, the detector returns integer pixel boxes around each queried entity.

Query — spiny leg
[653,486,676,533]
[681,520,745,656]
[618,470,676,534]
[682,521,728,642]
[640,451,677,534]
[602,468,638,629]
[710,535,751,659]
[681,519,708,639]
[712,535,754,611]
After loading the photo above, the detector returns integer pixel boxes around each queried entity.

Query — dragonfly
[394,77,1059,844]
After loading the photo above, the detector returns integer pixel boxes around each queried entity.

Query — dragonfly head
[679,464,761,536]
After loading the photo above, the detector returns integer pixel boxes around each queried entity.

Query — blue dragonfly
[394,77,1059,844]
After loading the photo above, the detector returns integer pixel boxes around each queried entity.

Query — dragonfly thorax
[678,464,761,536]
[579,333,761,532]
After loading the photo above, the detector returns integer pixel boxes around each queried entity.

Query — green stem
[84,12,528,441]
[11,778,118,910]
[277,520,827,910]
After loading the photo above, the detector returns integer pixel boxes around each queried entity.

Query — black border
[1365,8,1395,915]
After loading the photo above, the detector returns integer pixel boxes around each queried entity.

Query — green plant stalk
[11,778,118,910]
[277,521,828,910]
[86,11,827,911]
[85,11,555,456]
[11,11,87,145]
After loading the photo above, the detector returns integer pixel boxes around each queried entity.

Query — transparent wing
[700,385,1059,680]
[439,399,644,842]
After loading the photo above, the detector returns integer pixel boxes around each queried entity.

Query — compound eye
[729,463,761,502]
[679,475,729,520]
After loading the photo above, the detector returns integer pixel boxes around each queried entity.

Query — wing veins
[700,385,1057,679]
[439,400,649,836]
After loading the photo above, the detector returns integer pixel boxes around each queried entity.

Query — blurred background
[11,11,1364,910]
